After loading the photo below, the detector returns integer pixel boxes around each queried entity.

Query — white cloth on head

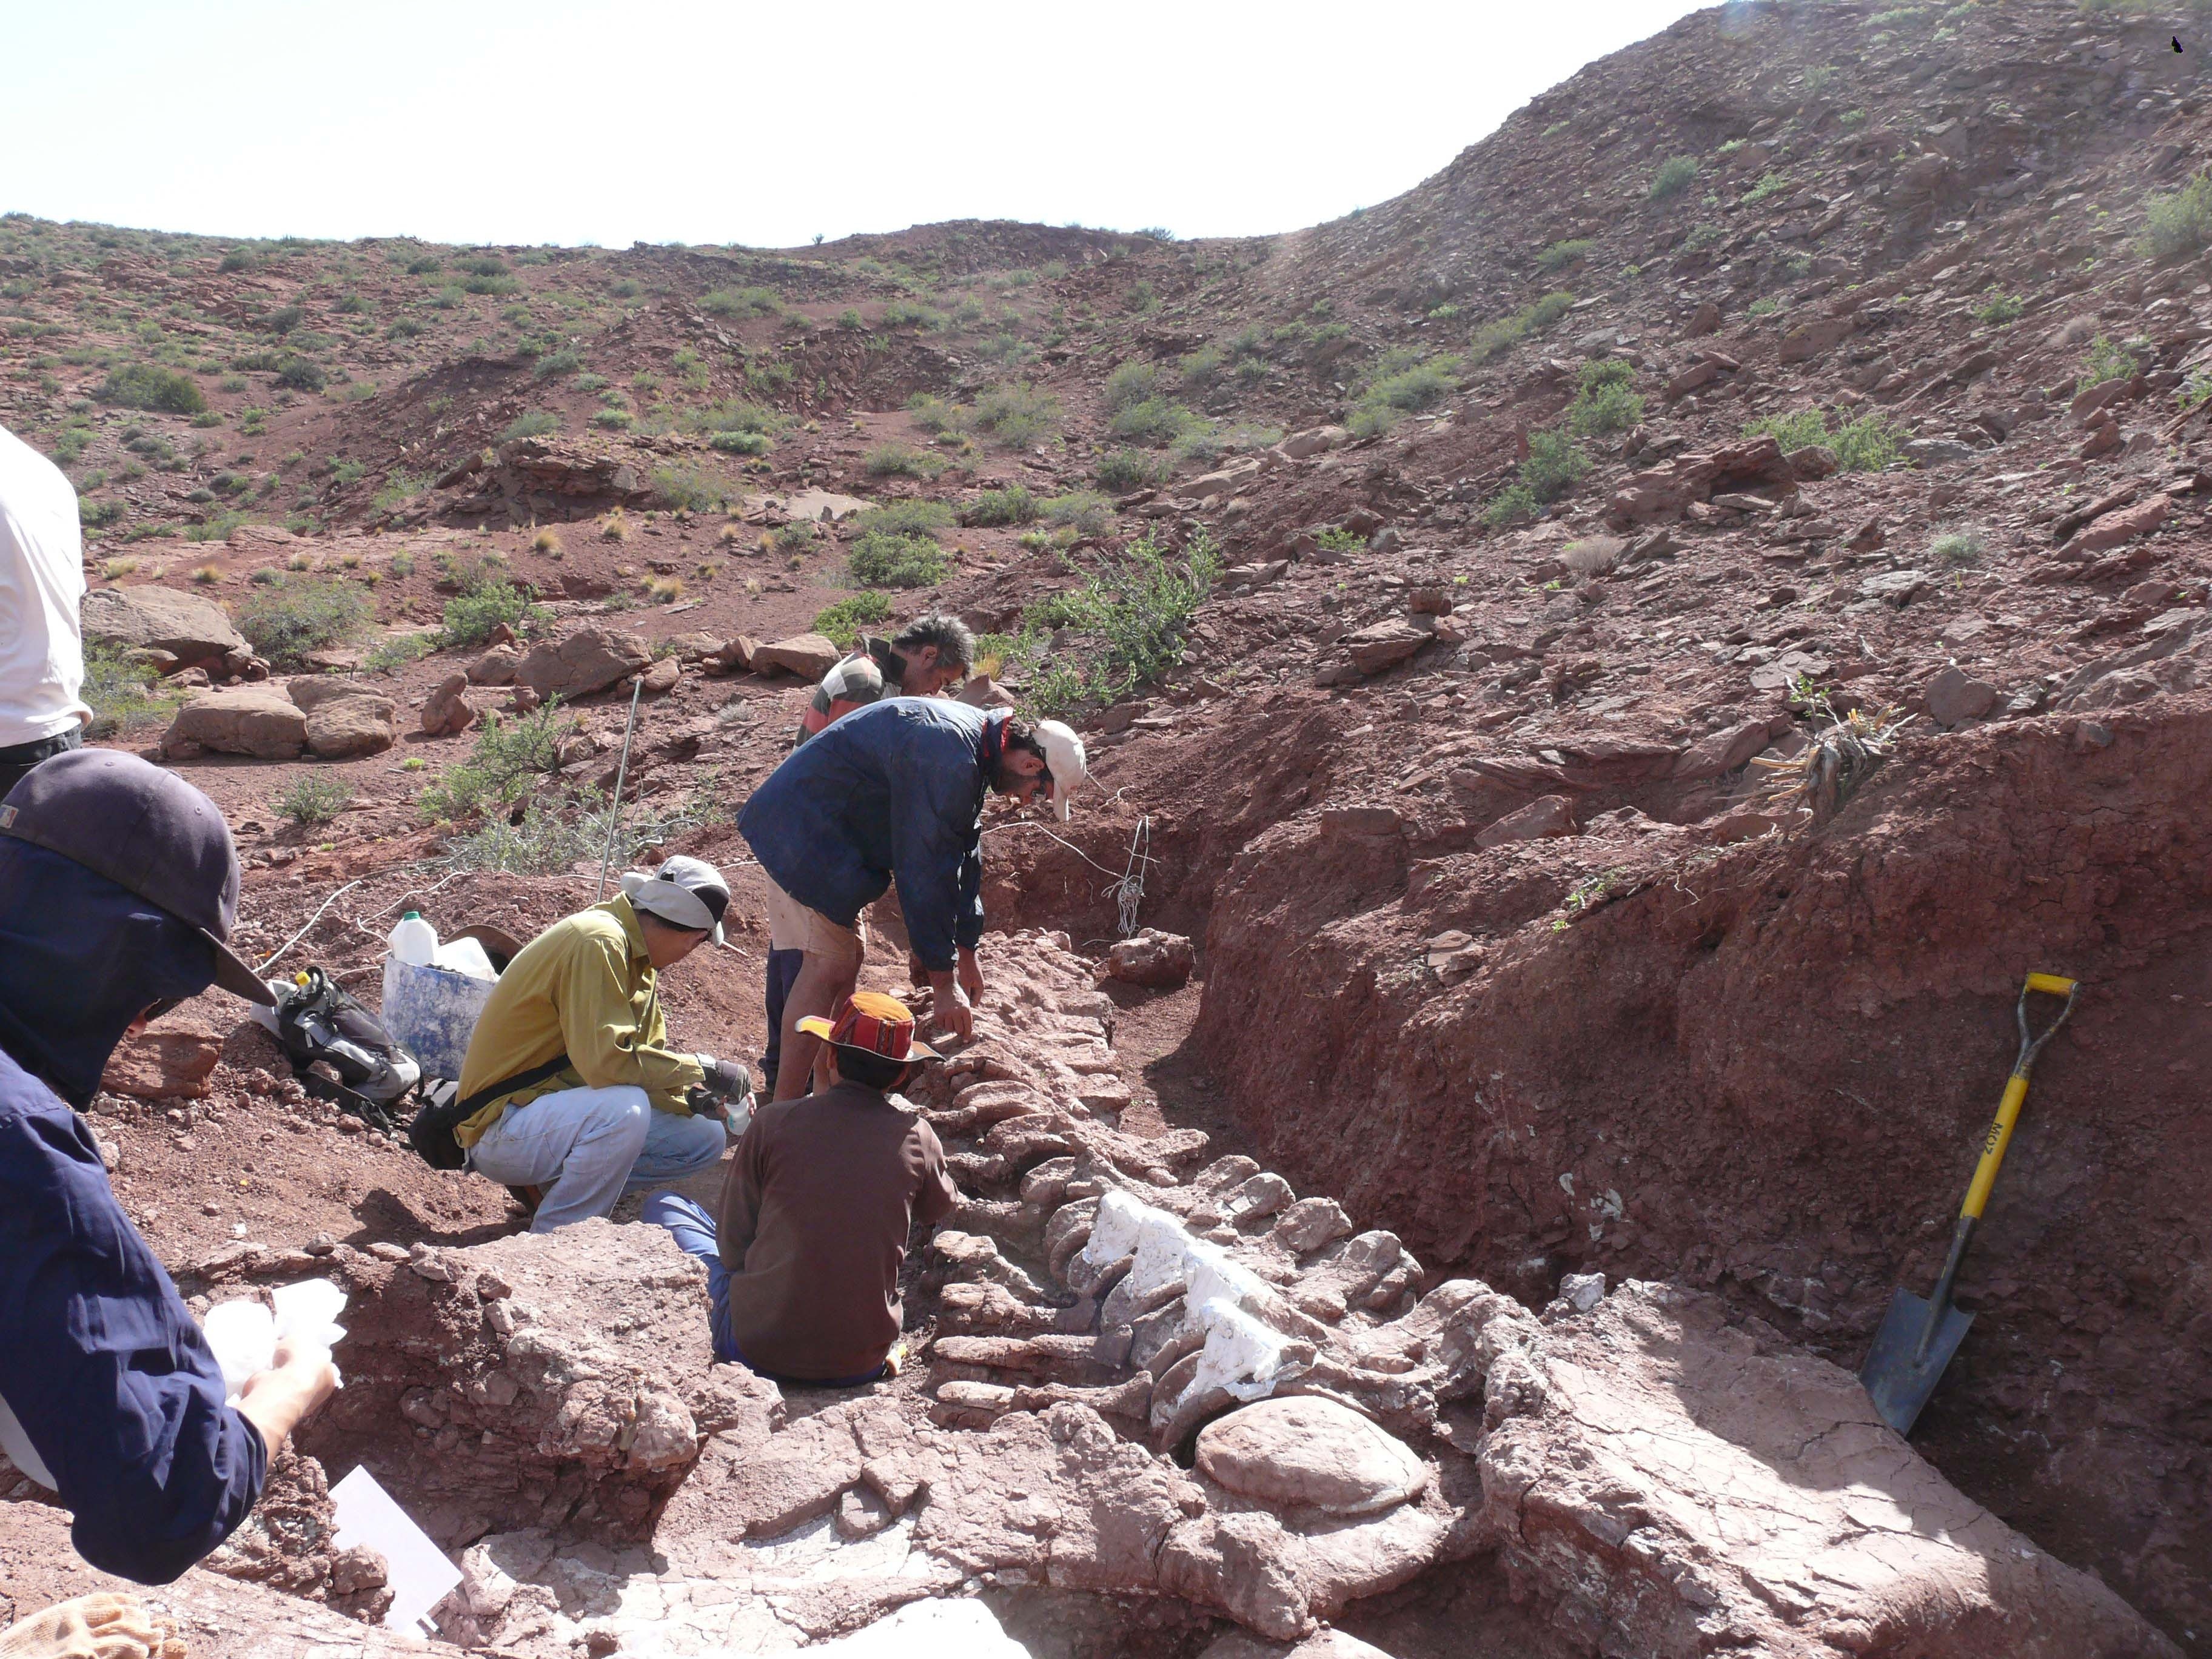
[0,424,89,749]
[620,854,728,943]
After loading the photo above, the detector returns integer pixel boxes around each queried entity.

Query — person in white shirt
[0,424,91,799]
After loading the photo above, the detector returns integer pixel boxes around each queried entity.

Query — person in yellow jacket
[454,857,751,1231]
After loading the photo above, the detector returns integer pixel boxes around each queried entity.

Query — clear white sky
[4,1,1710,250]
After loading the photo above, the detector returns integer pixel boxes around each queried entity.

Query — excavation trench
[144,745,2211,1658]
[1050,701,2212,1654]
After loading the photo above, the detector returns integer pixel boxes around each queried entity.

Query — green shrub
[2080,334,2142,387]
[1741,171,1791,205]
[700,286,782,318]
[1566,358,1644,437]
[1829,412,1906,471]
[2141,173,2212,260]
[773,520,820,555]
[694,398,780,436]
[1537,239,1595,273]
[1041,491,1115,538]
[880,300,948,330]
[709,429,771,455]
[1470,291,1576,361]
[970,381,1059,446]
[464,274,518,297]
[1648,156,1699,199]
[277,775,352,826]
[1109,396,1203,445]
[275,357,326,392]
[502,410,560,442]
[1315,527,1365,553]
[534,348,583,379]
[1483,483,1541,529]
[1520,429,1589,500]
[1103,359,1164,412]
[965,484,1038,526]
[814,591,894,646]
[96,363,204,414]
[1931,530,1983,567]
[372,470,429,512]
[1017,530,1221,718]
[363,631,434,673]
[1744,408,1831,452]
[418,701,577,820]
[235,576,374,666]
[1975,290,2024,325]
[905,394,962,435]
[854,500,956,538]
[1683,223,1727,253]
[863,444,947,479]
[848,532,950,588]
[1096,449,1168,492]
[1366,351,1461,412]
[441,576,546,647]
[1742,406,1904,471]
[592,409,634,431]
[80,645,183,738]
[649,464,736,512]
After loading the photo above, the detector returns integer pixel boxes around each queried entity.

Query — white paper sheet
[330,1464,463,1635]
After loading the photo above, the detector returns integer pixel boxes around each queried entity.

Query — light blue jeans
[468,1085,726,1233]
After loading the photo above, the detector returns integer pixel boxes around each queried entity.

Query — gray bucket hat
[0,748,273,1005]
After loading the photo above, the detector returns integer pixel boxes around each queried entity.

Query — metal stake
[596,674,646,901]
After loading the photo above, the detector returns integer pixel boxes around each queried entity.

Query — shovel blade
[1859,1287,1975,1436]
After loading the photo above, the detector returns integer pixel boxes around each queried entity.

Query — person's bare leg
[774,950,861,1102]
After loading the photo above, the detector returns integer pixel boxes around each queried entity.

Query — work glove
[694,1056,753,1104]
[0,1592,181,1659]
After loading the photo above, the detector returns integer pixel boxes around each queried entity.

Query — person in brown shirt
[643,991,956,1386]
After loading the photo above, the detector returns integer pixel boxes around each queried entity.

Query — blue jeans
[468,1085,726,1232]
[760,948,805,1094]
[641,1192,887,1387]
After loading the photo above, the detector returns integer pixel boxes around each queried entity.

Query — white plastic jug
[389,911,437,967]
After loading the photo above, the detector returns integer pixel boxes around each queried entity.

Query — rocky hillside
[5,0,2212,1651]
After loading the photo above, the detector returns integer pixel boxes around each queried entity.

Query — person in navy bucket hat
[0,749,335,1583]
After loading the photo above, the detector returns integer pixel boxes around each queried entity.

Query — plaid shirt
[795,637,899,748]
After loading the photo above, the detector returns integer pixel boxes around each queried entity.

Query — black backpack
[266,968,422,1134]
[406,1052,572,1170]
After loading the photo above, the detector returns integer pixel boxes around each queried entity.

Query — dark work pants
[0,728,82,805]
[760,947,805,1094]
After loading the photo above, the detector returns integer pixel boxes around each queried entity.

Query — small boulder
[1195,1396,1428,1517]
[1278,426,1347,461]
[161,690,308,760]
[2073,492,2169,555]
[1105,930,1195,989]
[304,692,398,760]
[81,586,248,671]
[467,645,521,686]
[1905,438,1976,468]
[663,632,726,662]
[1925,666,1999,728]
[1273,1197,1353,1256]
[638,655,681,696]
[1476,794,1578,849]
[102,1015,223,1100]
[420,673,477,737]
[749,632,841,681]
[516,625,652,702]
[1341,619,1431,675]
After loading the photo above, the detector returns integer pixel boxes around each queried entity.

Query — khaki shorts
[765,874,864,967]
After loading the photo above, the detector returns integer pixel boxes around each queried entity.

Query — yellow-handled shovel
[1859,973,2080,1436]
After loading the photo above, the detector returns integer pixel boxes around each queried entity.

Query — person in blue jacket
[737,698,1086,1103]
[0,749,337,1583]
